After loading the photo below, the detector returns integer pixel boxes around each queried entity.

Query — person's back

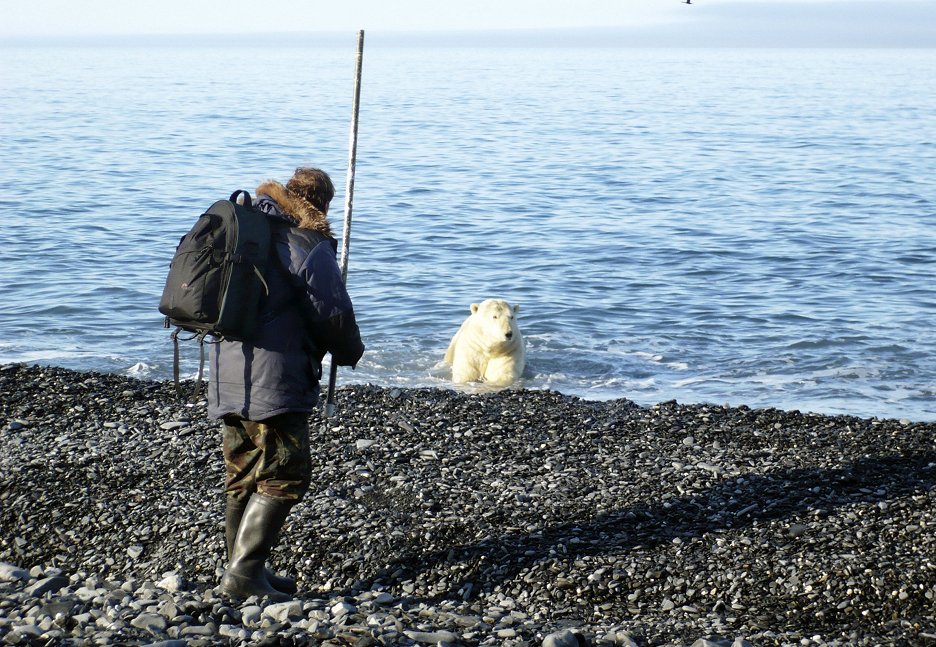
[207,167,364,601]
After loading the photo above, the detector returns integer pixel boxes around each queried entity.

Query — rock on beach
[0,363,934,646]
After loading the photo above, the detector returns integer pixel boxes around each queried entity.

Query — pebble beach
[0,363,934,646]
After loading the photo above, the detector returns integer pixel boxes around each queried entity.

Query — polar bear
[444,299,525,386]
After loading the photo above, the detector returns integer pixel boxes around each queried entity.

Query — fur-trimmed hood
[256,180,332,237]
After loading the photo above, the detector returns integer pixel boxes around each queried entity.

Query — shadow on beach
[373,451,936,599]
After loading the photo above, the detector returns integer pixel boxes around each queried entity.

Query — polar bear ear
[512,304,520,313]
[470,303,480,314]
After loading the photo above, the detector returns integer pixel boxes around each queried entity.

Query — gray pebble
[130,613,168,633]
[0,563,29,582]
[264,600,303,622]
[404,629,460,643]
[240,605,263,627]
[543,628,581,647]
[156,573,183,592]
[24,575,68,598]
[788,523,809,538]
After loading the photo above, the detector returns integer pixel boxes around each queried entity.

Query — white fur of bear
[444,299,525,386]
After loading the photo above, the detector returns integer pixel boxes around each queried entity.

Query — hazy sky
[3,0,934,47]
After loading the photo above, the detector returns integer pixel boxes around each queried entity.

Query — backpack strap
[170,326,209,401]
[192,332,208,401]
[171,328,182,399]
[230,190,252,208]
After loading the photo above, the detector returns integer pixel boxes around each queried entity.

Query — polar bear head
[469,299,522,352]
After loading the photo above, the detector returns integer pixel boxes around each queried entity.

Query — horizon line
[3,26,935,49]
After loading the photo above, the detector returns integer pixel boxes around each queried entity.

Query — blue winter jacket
[207,192,364,420]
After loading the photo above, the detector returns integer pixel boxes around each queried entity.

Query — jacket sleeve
[291,237,365,368]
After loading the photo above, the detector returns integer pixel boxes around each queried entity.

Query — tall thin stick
[325,29,364,418]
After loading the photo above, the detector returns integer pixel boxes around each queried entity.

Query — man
[207,167,364,601]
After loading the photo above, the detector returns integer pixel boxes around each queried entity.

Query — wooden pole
[325,29,364,418]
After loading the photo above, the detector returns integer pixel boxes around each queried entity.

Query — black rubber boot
[225,496,298,594]
[221,494,294,601]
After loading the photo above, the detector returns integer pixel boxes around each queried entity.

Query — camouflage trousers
[222,412,312,502]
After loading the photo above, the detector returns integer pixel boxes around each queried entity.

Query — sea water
[1,44,934,421]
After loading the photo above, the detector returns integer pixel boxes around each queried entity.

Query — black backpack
[159,190,271,398]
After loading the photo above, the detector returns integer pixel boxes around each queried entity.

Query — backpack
[158,190,272,398]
